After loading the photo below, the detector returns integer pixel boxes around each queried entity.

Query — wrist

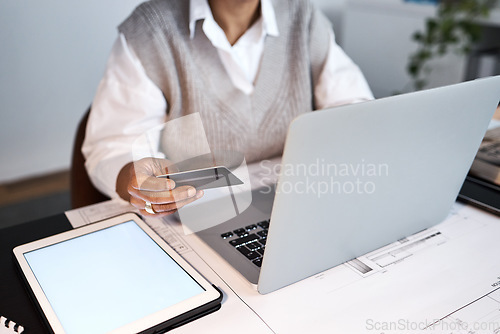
[116,162,134,202]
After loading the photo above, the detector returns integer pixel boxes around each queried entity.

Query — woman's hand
[116,158,203,217]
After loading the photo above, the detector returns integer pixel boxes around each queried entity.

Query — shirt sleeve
[314,29,374,109]
[82,33,167,198]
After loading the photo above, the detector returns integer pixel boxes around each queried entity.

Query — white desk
[66,200,500,333]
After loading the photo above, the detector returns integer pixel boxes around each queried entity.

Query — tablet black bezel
[13,212,223,333]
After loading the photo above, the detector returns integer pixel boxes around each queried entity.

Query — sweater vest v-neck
[119,0,330,163]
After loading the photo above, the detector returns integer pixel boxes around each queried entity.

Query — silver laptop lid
[258,76,500,294]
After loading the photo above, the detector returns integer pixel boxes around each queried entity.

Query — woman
[82,0,373,217]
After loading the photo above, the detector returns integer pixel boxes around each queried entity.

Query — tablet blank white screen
[24,220,205,334]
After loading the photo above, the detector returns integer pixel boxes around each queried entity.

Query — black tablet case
[458,175,500,215]
[2,214,222,333]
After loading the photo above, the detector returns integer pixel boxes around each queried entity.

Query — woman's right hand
[116,157,203,217]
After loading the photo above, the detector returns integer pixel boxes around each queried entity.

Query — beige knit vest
[119,0,330,163]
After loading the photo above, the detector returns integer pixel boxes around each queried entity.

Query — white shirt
[82,0,374,198]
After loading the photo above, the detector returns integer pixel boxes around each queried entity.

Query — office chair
[70,108,109,208]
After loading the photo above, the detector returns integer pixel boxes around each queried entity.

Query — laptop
[195,76,500,294]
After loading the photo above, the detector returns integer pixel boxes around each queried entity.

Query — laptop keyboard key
[229,234,260,247]
[233,228,248,237]
[257,221,270,229]
[245,224,258,231]
[257,230,268,238]
[237,246,260,260]
[247,241,261,251]
[220,232,233,239]
[252,258,262,267]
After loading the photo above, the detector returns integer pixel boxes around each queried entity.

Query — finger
[130,190,203,215]
[134,157,178,175]
[128,185,197,204]
[163,164,180,174]
[144,190,204,213]
[150,158,179,175]
[132,174,176,191]
[138,208,178,218]
[130,196,178,215]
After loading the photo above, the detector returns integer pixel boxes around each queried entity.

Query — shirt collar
[188,0,279,40]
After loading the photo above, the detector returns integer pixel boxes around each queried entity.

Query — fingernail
[188,187,196,197]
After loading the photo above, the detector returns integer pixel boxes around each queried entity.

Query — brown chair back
[70,108,109,208]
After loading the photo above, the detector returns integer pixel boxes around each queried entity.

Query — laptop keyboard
[220,220,270,268]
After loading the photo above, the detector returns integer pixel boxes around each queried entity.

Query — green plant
[407,0,496,91]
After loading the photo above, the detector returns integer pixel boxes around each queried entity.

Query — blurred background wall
[0,0,144,183]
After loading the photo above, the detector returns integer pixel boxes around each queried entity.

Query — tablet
[157,166,243,190]
[13,213,222,334]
